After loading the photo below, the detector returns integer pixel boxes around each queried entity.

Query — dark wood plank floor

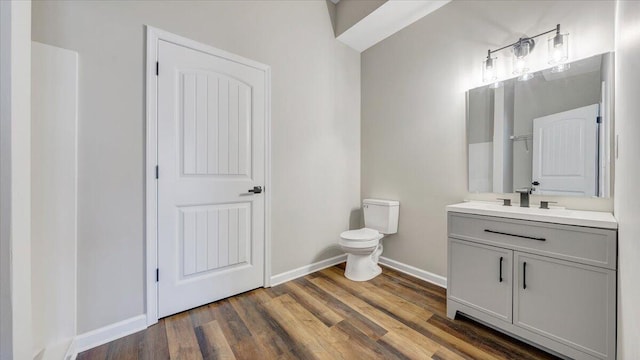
[78,264,560,360]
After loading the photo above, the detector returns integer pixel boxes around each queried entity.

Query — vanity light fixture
[482,24,569,84]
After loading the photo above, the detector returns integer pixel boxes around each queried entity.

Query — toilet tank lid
[363,199,399,206]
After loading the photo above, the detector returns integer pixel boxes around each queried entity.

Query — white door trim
[145,26,272,326]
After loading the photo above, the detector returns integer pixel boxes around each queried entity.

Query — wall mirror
[466,52,614,198]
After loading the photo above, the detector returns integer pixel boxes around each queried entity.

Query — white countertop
[446,201,618,229]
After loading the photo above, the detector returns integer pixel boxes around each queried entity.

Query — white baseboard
[379,256,447,289]
[270,254,347,286]
[33,348,44,360]
[70,314,147,358]
[269,254,446,289]
[34,337,74,360]
[63,338,77,360]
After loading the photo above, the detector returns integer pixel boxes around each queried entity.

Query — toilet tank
[363,199,400,234]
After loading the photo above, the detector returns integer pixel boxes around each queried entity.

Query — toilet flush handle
[248,186,263,194]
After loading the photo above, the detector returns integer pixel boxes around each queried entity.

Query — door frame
[144,26,272,326]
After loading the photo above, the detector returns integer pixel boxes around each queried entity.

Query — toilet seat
[339,228,383,249]
[340,228,381,240]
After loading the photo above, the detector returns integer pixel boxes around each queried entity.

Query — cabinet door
[514,252,616,360]
[448,239,513,322]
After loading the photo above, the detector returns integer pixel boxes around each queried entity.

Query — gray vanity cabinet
[514,252,616,360]
[448,239,513,323]
[447,212,617,360]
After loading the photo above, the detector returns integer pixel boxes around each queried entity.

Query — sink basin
[446,201,617,229]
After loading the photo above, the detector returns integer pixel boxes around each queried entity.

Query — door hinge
[596,116,602,124]
[156,268,159,282]
[155,165,159,179]
[156,61,159,76]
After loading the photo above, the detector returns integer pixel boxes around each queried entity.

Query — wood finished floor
[78,264,560,360]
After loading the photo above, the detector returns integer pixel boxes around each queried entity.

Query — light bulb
[513,57,529,75]
[512,38,533,75]
[483,56,498,83]
[548,33,569,65]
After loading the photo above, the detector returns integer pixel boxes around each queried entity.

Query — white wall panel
[31,41,78,355]
[180,204,250,276]
[2,3,32,359]
[615,1,640,358]
[181,71,251,177]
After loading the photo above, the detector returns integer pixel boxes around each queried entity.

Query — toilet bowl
[339,199,399,281]
[339,228,384,281]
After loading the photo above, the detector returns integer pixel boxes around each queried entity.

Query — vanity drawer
[448,212,617,270]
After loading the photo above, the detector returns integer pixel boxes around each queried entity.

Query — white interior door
[157,39,266,318]
[532,104,599,196]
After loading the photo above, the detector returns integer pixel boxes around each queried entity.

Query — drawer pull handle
[523,261,527,289]
[499,256,503,283]
[484,229,546,241]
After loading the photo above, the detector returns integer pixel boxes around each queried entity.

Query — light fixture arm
[486,24,561,58]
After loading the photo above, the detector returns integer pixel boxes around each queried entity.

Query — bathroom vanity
[446,201,617,360]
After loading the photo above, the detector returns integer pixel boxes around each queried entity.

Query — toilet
[339,199,399,281]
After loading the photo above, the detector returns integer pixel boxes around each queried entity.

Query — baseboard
[71,314,147,357]
[270,254,347,286]
[34,337,74,360]
[33,347,44,360]
[63,338,77,360]
[269,254,446,289]
[379,256,447,288]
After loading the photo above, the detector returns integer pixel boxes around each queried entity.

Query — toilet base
[344,249,383,282]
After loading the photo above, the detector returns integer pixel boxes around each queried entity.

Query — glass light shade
[548,33,569,65]
[512,39,532,75]
[483,56,498,83]
[512,56,529,75]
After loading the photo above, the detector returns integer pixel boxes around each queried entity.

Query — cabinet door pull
[523,261,527,289]
[499,257,503,283]
[484,229,546,241]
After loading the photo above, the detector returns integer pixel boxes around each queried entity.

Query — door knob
[248,186,263,194]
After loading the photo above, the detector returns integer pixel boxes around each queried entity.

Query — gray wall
[614,1,640,358]
[361,0,615,278]
[335,0,387,36]
[32,0,361,333]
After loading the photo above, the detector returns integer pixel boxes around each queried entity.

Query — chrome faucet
[516,188,532,208]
